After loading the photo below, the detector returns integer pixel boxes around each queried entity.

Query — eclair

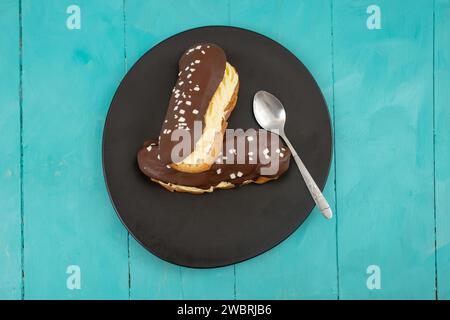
[138,130,291,194]
[158,43,239,173]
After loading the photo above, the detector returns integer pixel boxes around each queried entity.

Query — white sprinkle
[164,120,168,123]
[196,45,202,50]
[276,148,280,153]
[177,100,183,105]
[201,50,206,54]
[192,109,199,114]
[281,147,286,152]
[179,109,185,114]
[263,148,269,155]
[187,74,192,79]
[178,117,186,122]
[163,129,167,134]
[178,81,184,86]
[265,154,270,160]
[191,62,195,66]
[194,86,200,91]
[230,173,236,179]
[174,106,178,111]
[248,151,253,156]
[249,157,253,161]
[146,146,152,152]
[195,60,200,64]
[182,93,186,98]
[174,115,178,119]
[190,68,196,72]
[175,93,180,98]
[188,95,191,98]
[186,101,192,106]
[166,129,171,134]
[185,67,189,71]
[247,136,254,142]
[237,171,243,178]
[189,81,192,84]
[166,165,171,169]
[157,154,161,160]
[178,71,182,76]
[207,45,210,48]
[229,148,236,155]
[280,153,284,158]
[216,168,222,174]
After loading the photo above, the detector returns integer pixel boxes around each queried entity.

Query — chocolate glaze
[158,43,227,164]
[138,130,291,190]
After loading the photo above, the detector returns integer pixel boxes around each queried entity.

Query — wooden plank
[22,0,129,299]
[231,0,338,299]
[435,0,450,300]
[0,0,21,300]
[125,0,235,299]
[334,0,435,299]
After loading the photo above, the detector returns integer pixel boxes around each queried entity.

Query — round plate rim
[102,25,333,268]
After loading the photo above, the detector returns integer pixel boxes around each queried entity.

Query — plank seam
[227,0,231,26]
[123,0,128,72]
[179,267,185,299]
[432,0,438,301]
[229,0,237,301]
[233,265,237,299]
[123,0,132,300]
[19,0,25,301]
[330,0,340,300]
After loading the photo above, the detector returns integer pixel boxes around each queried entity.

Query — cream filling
[155,179,234,194]
[153,176,278,194]
[175,62,238,169]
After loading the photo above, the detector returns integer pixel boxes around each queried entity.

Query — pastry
[137,43,291,194]
[158,43,239,173]
[138,130,291,194]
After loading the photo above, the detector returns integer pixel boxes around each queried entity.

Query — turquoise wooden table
[0,0,449,300]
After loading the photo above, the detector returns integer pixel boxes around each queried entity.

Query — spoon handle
[281,135,332,219]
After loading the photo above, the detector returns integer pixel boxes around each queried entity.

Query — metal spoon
[253,90,332,219]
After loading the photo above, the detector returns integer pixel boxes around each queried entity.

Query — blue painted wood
[125,0,235,299]
[435,0,450,300]
[230,0,338,299]
[0,0,21,300]
[22,0,129,299]
[334,0,436,299]
[0,0,445,300]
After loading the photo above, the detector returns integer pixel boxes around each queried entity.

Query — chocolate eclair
[138,130,291,194]
[158,43,239,173]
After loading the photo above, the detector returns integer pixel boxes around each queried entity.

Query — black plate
[103,26,332,268]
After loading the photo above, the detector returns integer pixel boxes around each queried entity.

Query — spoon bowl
[253,91,286,132]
